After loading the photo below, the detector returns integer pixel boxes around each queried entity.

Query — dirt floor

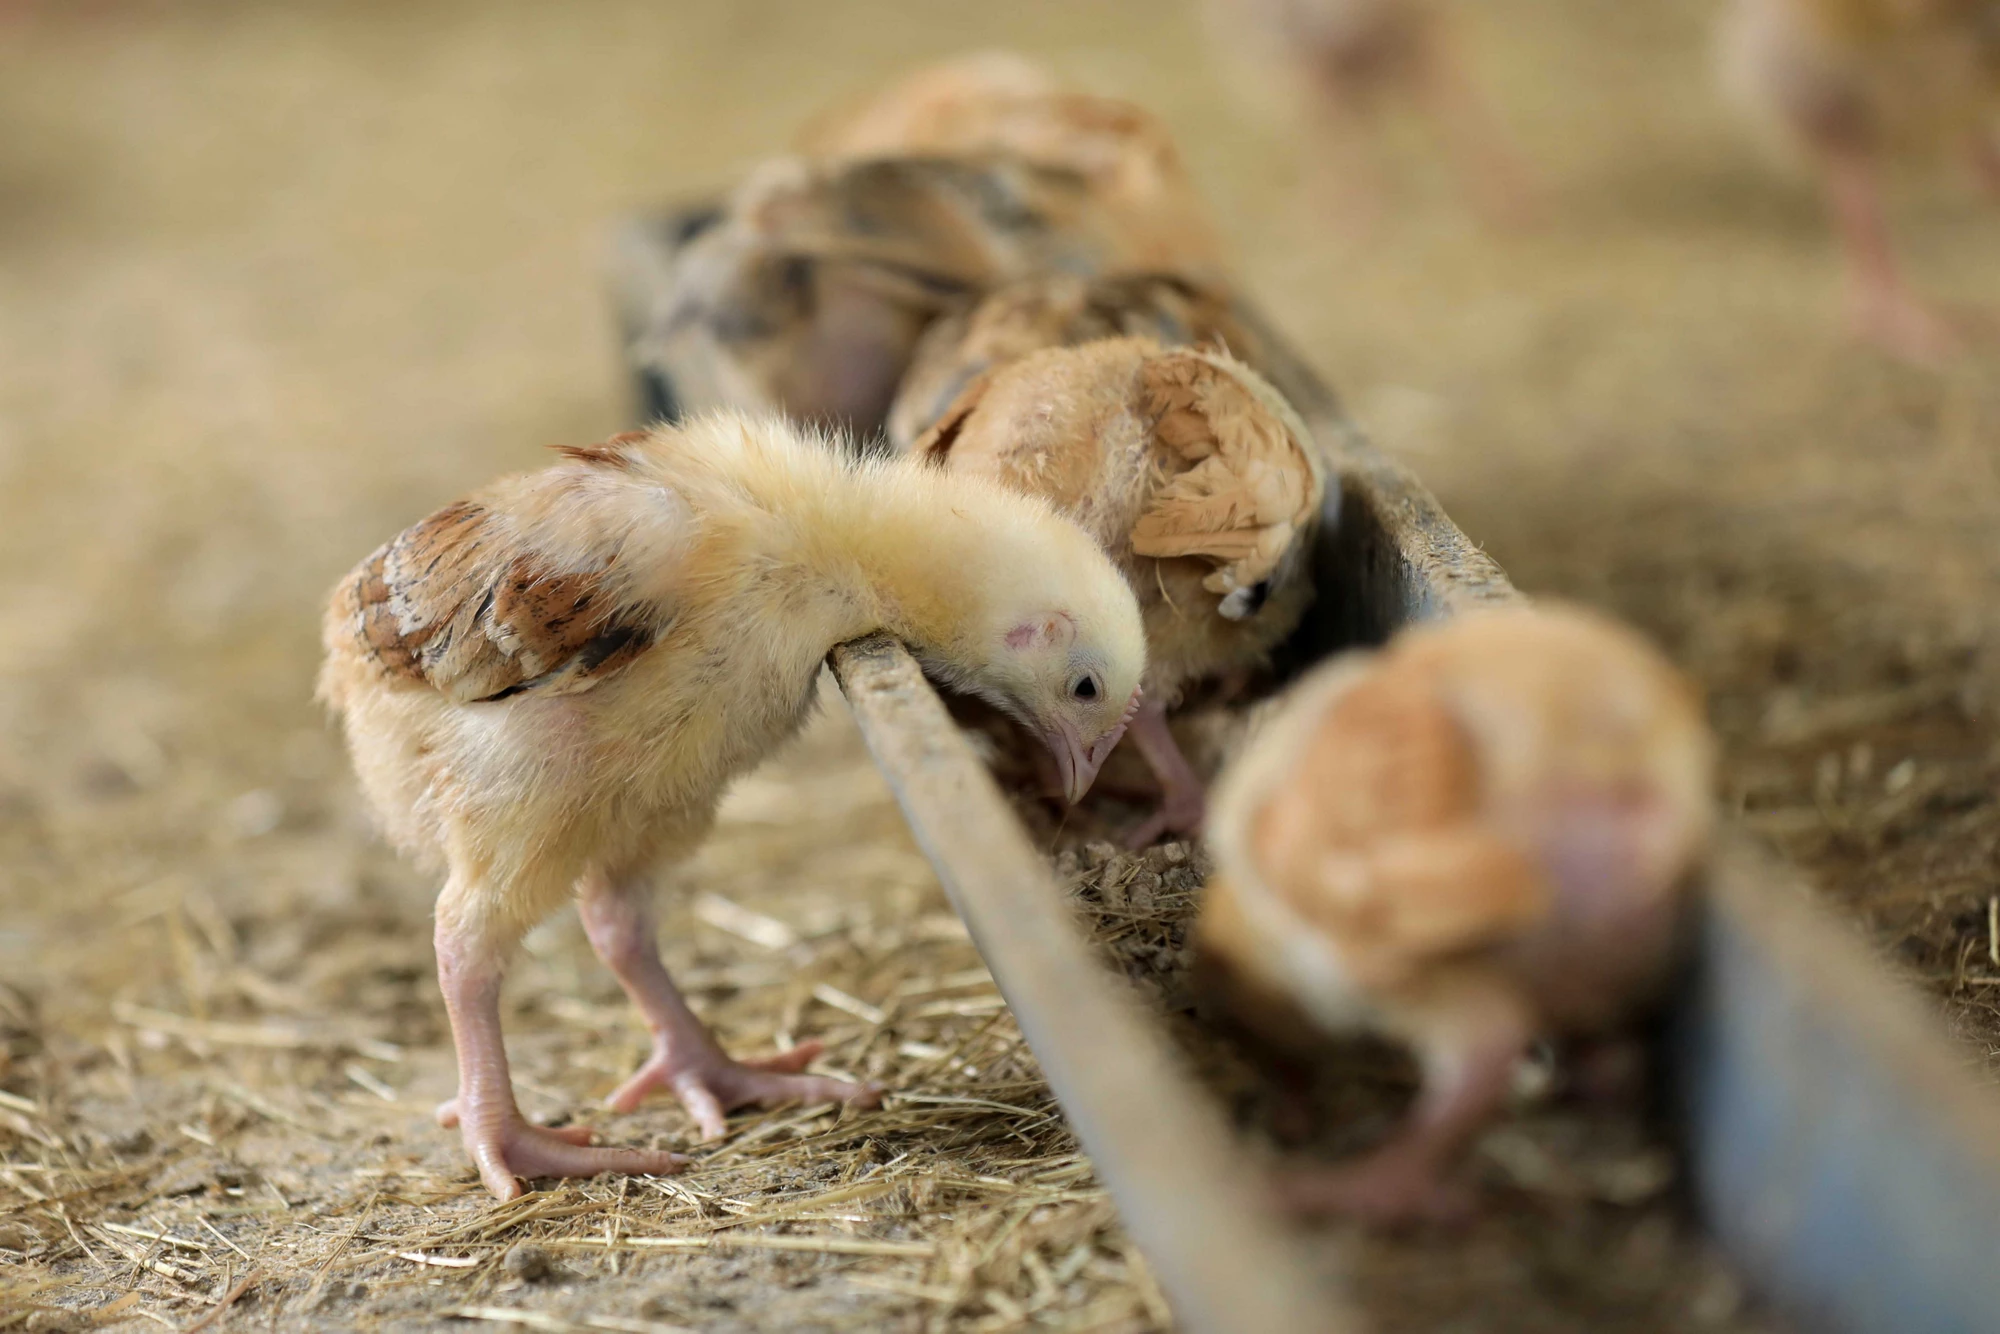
[2,0,1998,1330]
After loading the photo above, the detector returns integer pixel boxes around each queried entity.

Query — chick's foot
[1851,290,1964,365]
[1124,782,1207,849]
[1824,151,1965,365]
[431,912,686,1201]
[437,1100,687,1201]
[575,877,883,1138]
[607,1038,883,1138]
[1274,1145,1474,1226]
[1280,985,1529,1224]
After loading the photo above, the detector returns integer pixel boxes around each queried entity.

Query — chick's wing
[331,452,667,705]
[1254,670,1550,988]
[1127,352,1321,615]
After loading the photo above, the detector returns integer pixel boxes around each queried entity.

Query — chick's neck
[798,467,1020,670]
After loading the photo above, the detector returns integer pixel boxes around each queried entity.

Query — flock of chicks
[314,13,1931,1225]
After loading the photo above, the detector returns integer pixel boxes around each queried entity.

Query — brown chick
[1721,0,2000,361]
[886,271,1267,453]
[1207,0,1535,228]
[1196,604,1714,1223]
[626,153,1162,442]
[900,323,1327,846]
[319,412,1145,1200]
[800,51,1228,281]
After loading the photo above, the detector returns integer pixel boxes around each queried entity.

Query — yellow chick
[800,51,1228,281]
[636,153,1156,441]
[1721,0,2000,360]
[319,413,1145,1200]
[898,315,1326,846]
[1196,604,1714,1222]
[1207,0,1534,227]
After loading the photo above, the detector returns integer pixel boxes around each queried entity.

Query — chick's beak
[1050,687,1143,806]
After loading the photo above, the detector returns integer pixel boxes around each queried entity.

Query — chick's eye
[1071,675,1099,701]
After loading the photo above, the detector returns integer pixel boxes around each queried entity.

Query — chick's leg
[431,889,687,1202]
[577,870,882,1139]
[1297,57,1397,237]
[1822,148,1959,363]
[1970,130,2000,203]
[1413,25,1537,228]
[1278,985,1531,1224]
[1122,699,1206,848]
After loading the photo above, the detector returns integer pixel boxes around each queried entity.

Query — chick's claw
[1851,293,1965,367]
[457,1115,689,1203]
[607,1038,883,1139]
[1122,781,1207,849]
[1274,1149,1476,1228]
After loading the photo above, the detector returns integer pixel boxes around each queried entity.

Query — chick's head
[945,499,1147,804]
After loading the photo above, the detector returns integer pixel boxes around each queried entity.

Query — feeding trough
[612,206,2000,1334]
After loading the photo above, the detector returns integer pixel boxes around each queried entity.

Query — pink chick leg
[1302,78,1393,237]
[1823,148,1960,363]
[1277,988,1532,1225]
[1415,27,1538,228]
[1969,129,2000,203]
[576,871,882,1139]
[430,894,687,1202]
[1121,698,1208,848]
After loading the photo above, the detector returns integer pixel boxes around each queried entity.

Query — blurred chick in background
[896,299,1325,845]
[1197,605,1714,1222]
[801,51,1228,281]
[1721,0,2000,361]
[625,52,1233,445]
[320,413,1145,1200]
[617,154,1141,442]
[1207,0,1536,228]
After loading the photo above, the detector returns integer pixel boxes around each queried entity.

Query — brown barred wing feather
[1128,351,1321,619]
[335,501,663,704]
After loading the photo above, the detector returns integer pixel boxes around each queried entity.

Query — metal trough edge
[830,633,1355,1334]
[1680,840,2000,1334]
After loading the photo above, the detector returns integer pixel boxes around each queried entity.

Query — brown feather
[1246,669,1550,986]
[1128,351,1319,602]
[889,272,1259,453]
[334,471,665,705]
[552,433,646,467]
[640,155,1156,436]
[799,52,1227,277]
